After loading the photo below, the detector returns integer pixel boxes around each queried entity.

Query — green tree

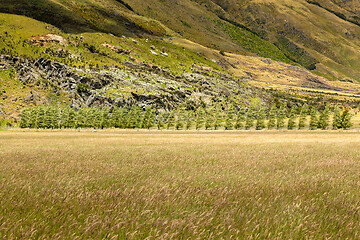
[119,108,129,129]
[29,108,38,128]
[35,106,46,129]
[276,104,286,129]
[340,107,353,130]
[112,108,122,128]
[176,105,186,130]
[196,107,205,130]
[186,111,194,130]
[20,108,31,128]
[92,108,103,129]
[318,105,330,130]
[298,104,308,129]
[256,107,266,130]
[127,106,142,129]
[205,107,215,130]
[332,105,342,130]
[44,107,53,129]
[245,105,256,130]
[235,106,246,130]
[309,106,318,130]
[51,107,60,129]
[287,107,297,130]
[267,105,277,129]
[146,108,156,130]
[166,110,176,130]
[101,108,110,129]
[214,106,223,130]
[225,104,235,130]
[157,111,165,130]
[141,107,152,129]
[76,107,87,128]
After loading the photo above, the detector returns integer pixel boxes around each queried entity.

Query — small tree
[185,111,194,130]
[235,106,246,130]
[205,107,215,130]
[44,107,53,129]
[119,108,129,129]
[196,107,205,130]
[340,107,353,130]
[256,107,266,130]
[20,108,31,128]
[141,107,152,129]
[214,106,223,130]
[166,110,176,130]
[267,105,277,129]
[318,105,330,130]
[309,106,318,130]
[245,105,256,130]
[112,108,122,128]
[332,105,342,130]
[225,104,235,130]
[127,106,141,129]
[92,108,103,129]
[157,111,165,130]
[76,107,87,129]
[276,104,286,129]
[287,107,297,130]
[298,104,308,129]
[101,108,111,129]
[147,108,156,130]
[35,106,46,129]
[176,105,186,130]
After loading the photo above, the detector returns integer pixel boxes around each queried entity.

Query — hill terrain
[1,0,360,124]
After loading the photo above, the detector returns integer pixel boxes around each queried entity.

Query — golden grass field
[1,130,360,239]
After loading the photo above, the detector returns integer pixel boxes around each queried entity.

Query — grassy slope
[209,0,360,82]
[0,13,225,121]
[2,0,360,84]
[1,0,360,84]
[1,131,360,238]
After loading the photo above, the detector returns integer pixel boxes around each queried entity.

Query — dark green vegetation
[19,104,353,130]
[1,131,360,238]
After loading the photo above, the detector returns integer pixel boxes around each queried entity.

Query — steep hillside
[2,0,360,124]
[3,0,360,83]
[206,0,360,82]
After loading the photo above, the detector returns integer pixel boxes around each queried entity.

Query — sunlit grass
[0,131,360,239]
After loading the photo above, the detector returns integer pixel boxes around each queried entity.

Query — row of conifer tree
[19,103,353,130]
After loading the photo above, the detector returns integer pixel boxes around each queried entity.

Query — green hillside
[2,0,360,125]
[2,0,360,83]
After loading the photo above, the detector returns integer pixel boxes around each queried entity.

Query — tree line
[19,103,353,130]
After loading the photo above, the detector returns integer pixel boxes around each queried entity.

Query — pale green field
[0,131,360,239]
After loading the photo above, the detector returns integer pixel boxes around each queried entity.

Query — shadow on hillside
[0,0,139,36]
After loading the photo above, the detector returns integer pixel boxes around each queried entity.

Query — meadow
[0,130,360,239]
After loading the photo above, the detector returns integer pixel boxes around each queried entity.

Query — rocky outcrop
[27,34,68,46]
[0,55,266,113]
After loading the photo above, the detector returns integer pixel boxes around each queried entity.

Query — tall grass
[0,131,360,239]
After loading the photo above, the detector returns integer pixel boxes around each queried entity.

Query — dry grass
[0,131,360,239]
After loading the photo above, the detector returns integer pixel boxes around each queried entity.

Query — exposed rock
[150,50,158,56]
[192,64,213,72]
[1,54,268,117]
[27,34,68,46]
[101,43,131,55]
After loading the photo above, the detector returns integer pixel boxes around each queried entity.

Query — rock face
[101,43,131,55]
[0,55,268,113]
[27,34,68,46]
